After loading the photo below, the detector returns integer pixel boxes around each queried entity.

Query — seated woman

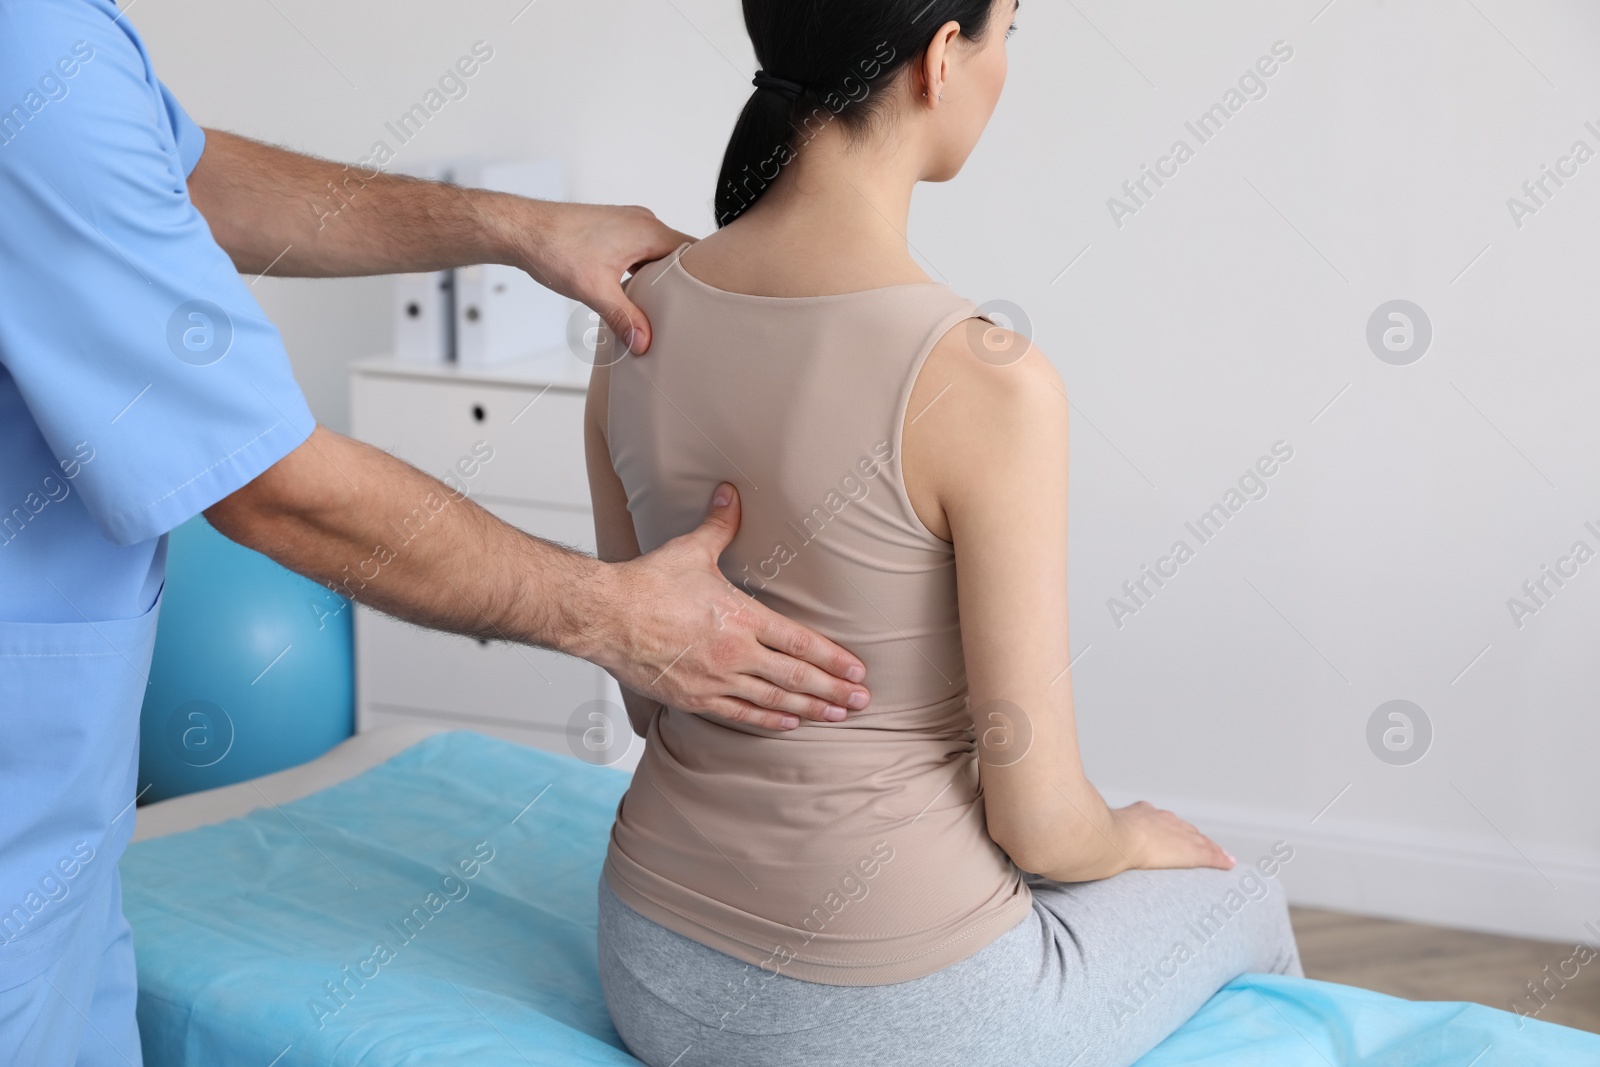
[582,1,1302,1064]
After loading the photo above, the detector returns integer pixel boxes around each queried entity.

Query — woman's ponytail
[714,83,808,228]
[713,0,998,228]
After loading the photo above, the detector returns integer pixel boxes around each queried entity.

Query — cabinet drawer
[352,374,589,507]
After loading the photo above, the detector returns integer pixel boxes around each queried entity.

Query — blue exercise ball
[138,515,354,803]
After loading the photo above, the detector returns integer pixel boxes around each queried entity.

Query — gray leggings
[598,865,1303,1067]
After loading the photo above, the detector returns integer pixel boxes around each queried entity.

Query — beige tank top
[601,242,1032,986]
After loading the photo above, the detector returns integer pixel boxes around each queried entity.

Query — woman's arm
[903,326,1232,881]
[583,357,869,733]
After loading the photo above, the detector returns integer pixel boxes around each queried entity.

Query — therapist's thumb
[595,287,652,358]
[690,483,741,558]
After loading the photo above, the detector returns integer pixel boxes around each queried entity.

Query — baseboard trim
[1101,789,1600,946]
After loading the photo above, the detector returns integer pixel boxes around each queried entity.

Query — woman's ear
[920,20,963,105]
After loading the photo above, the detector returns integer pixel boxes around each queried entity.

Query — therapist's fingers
[728,618,871,718]
[684,485,870,707]
[592,281,653,359]
[686,481,741,557]
[747,602,869,697]
[540,202,694,356]
[698,696,802,733]
[734,653,864,722]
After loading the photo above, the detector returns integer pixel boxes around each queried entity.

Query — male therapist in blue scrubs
[0,2,874,1061]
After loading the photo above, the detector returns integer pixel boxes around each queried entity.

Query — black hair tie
[752,70,806,100]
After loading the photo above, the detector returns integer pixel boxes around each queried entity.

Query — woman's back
[600,241,1031,985]
[587,7,1302,1063]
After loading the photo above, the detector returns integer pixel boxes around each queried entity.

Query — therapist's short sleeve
[159,78,207,177]
[0,1,315,547]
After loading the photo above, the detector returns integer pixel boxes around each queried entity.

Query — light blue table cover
[121,731,1599,1066]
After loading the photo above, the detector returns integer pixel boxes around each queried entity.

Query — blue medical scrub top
[0,0,315,987]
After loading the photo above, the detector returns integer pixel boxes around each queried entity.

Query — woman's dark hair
[714,0,999,228]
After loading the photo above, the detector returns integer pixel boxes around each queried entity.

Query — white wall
[133,0,1600,944]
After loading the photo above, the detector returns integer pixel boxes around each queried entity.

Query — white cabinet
[348,356,638,770]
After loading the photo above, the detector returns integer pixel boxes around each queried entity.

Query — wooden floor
[1290,906,1600,1034]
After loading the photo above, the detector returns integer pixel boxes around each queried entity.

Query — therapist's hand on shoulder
[506,201,694,358]
[185,129,690,356]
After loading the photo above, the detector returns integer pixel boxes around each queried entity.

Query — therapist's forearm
[208,427,872,723]
[186,129,527,280]
[204,426,607,658]
[186,129,692,353]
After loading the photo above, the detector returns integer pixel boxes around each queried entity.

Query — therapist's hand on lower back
[205,430,870,730]
[577,483,870,730]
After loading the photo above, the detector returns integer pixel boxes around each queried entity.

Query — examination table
[124,728,1600,1065]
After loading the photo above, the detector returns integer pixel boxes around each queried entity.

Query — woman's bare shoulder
[916,316,1067,434]
[903,319,1069,540]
